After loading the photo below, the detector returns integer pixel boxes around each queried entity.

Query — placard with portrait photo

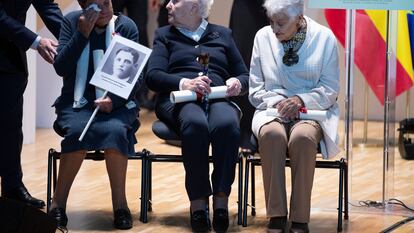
[90,35,152,99]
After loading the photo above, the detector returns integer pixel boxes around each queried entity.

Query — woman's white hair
[263,0,304,19]
[197,0,214,19]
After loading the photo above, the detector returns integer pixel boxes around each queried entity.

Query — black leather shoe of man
[48,207,68,228]
[190,209,211,233]
[212,208,229,233]
[1,186,45,209]
[114,208,133,230]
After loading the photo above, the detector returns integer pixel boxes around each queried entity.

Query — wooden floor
[16,110,414,232]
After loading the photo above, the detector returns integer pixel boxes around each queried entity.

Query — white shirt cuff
[30,36,41,50]
[179,78,190,90]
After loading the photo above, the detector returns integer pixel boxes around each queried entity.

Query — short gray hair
[263,0,304,19]
[197,0,214,19]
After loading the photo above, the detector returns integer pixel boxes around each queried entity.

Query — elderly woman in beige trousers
[248,0,341,232]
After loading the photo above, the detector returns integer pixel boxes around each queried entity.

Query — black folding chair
[241,136,349,232]
[139,120,244,225]
[46,120,148,222]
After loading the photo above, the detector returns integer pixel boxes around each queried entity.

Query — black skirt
[54,103,139,157]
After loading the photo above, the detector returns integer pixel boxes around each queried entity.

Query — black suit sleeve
[32,0,63,39]
[0,1,38,51]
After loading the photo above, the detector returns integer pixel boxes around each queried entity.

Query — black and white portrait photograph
[90,35,152,99]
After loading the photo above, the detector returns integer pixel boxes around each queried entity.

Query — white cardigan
[249,16,340,159]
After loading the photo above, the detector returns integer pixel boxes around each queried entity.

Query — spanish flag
[408,11,414,67]
[324,10,414,104]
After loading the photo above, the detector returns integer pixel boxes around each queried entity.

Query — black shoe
[114,208,133,230]
[48,207,68,228]
[190,209,211,233]
[212,208,229,233]
[268,216,287,232]
[1,185,45,209]
[289,222,309,233]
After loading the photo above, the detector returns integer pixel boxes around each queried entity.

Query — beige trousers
[258,120,322,223]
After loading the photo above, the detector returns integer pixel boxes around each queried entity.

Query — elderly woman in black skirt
[48,0,139,230]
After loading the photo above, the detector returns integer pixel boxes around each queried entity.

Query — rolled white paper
[266,108,327,121]
[170,86,228,103]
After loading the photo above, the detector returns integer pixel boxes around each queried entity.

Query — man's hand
[37,38,58,64]
[95,96,113,113]
[226,77,241,97]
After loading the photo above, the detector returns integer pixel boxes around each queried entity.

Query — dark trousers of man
[0,73,27,193]
[156,100,240,200]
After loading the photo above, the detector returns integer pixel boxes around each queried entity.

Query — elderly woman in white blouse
[248,0,340,232]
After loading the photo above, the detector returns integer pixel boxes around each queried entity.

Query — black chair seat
[151,120,181,147]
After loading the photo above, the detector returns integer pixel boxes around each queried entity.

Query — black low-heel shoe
[212,208,229,233]
[290,222,309,233]
[114,208,133,230]
[190,209,211,232]
[268,216,287,233]
[48,207,68,228]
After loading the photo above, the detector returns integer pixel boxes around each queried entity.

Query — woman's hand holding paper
[95,96,113,113]
[182,76,212,94]
[275,96,304,121]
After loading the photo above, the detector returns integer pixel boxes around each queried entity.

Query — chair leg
[148,159,153,212]
[251,164,256,216]
[337,161,344,232]
[140,150,148,223]
[344,159,349,220]
[46,149,54,213]
[237,154,243,225]
[242,157,250,227]
[52,157,57,192]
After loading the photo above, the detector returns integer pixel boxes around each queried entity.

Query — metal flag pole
[354,80,383,147]
[363,81,369,142]
[406,89,411,119]
[344,8,356,201]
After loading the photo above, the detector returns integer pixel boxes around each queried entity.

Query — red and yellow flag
[325,9,414,104]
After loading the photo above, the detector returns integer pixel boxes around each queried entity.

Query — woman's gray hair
[263,0,304,19]
[197,0,214,19]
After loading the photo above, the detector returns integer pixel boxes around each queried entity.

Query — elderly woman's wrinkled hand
[95,96,113,113]
[182,76,212,95]
[78,5,100,38]
[226,77,241,97]
[276,96,304,121]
